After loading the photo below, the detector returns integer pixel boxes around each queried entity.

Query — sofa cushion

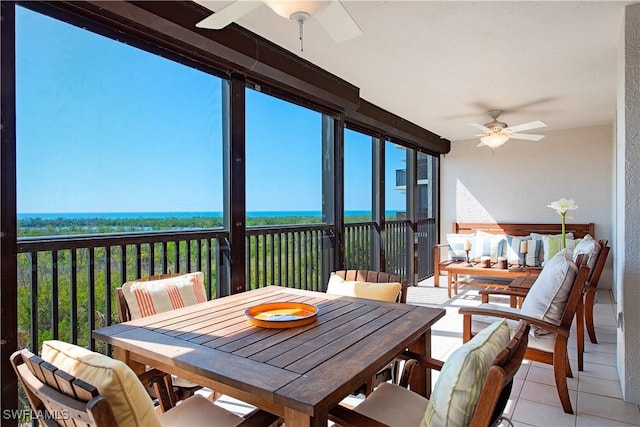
[122,272,207,320]
[41,340,161,427]
[422,320,510,427]
[446,233,473,261]
[326,274,402,302]
[521,249,578,336]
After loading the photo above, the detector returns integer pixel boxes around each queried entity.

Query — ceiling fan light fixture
[480,133,510,148]
[264,1,327,20]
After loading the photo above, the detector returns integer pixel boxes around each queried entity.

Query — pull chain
[290,12,310,53]
[298,18,304,52]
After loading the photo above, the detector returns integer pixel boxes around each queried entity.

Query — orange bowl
[245,302,318,328]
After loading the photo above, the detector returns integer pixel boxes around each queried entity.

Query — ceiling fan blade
[510,133,545,141]
[315,1,362,43]
[477,141,486,147]
[196,1,262,29]
[506,120,547,133]
[468,123,490,132]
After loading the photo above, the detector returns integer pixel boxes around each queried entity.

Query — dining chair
[115,272,213,411]
[327,270,408,394]
[459,250,590,414]
[11,341,279,427]
[329,320,530,427]
[582,239,610,344]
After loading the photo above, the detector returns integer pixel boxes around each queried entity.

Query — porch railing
[16,219,436,355]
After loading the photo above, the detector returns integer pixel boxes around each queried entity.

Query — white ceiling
[196,1,632,143]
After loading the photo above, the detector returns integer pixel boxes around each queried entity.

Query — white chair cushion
[520,249,577,336]
[326,274,402,302]
[573,234,601,271]
[122,272,207,320]
[159,394,244,427]
[422,320,510,427]
[41,340,161,427]
[353,382,429,426]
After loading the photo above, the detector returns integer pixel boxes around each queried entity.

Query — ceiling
[195,1,632,143]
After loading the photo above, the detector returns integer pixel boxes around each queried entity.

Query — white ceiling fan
[468,110,547,149]
[196,1,362,51]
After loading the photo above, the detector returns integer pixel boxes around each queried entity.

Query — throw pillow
[422,320,510,427]
[122,272,207,320]
[504,236,542,266]
[472,230,506,262]
[531,232,574,265]
[41,340,161,427]
[520,249,578,336]
[326,274,402,302]
[446,233,473,261]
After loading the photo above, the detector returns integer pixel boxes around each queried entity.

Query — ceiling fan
[196,1,362,51]
[468,110,547,149]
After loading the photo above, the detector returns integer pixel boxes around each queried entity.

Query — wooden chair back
[471,320,530,427]
[588,239,610,289]
[584,239,610,344]
[11,349,118,427]
[332,270,408,304]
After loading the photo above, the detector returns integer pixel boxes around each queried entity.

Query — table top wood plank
[266,306,396,371]
[172,293,314,341]
[216,299,360,355]
[274,306,445,412]
[243,302,377,361]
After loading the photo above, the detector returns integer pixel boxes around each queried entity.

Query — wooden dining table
[93,285,445,427]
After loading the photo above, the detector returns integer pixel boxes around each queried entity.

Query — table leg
[113,347,145,375]
[447,272,453,298]
[408,331,432,398]
[284,407,326,427]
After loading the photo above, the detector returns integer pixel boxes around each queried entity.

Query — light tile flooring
[215,280,640,426]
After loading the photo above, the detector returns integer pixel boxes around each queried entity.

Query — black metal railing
[17,230,228,353]
[246,224,334,292]
[16,220,436,355]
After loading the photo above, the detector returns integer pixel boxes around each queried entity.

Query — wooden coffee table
[443,261,534,298]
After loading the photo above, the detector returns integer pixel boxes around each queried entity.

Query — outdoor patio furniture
[11,344,278,427]
[93,285,446,427]
[115,272,212,411]
[459,251,591,414]
[329,320,530,427]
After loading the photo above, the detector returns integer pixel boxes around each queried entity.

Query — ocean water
[17,210,389,220]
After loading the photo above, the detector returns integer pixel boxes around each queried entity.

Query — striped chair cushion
[422,319,510,427]
[122,272,207,320]
[446,233,473,261]
[504,236,543,266]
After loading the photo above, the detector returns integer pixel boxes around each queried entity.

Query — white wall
[441,124,614,287]
[614,1,640,404]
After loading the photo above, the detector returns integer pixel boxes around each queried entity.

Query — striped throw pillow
[422,320,510,427]
[504,236,542,266]
[122,272,207,320]
[472,231,506,262]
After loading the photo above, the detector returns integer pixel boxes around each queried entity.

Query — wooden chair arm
[238,409,281,427]
[329,404,388,427]
[400,352,445,371]
[459,306,570,338]
[478,288,529,298]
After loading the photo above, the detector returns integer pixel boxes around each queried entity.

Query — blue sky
[15,6,406,214]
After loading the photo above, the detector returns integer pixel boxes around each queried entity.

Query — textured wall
[441,124,613,286]
[615,1,640,405]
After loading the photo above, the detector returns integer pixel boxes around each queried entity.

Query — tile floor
[215,279,640,426]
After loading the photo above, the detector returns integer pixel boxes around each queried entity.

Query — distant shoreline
[17,210,396,220]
